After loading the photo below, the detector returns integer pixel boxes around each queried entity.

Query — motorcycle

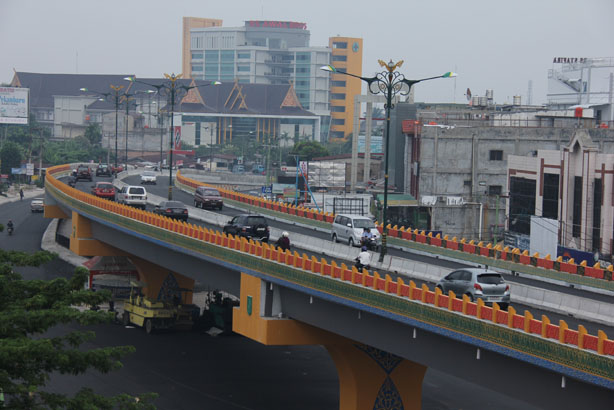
[354,258,370,272]
[7,226,13,236]
[361,236,379,251]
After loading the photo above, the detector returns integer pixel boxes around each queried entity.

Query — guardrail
[176,171,614,292]
[45,164,614,386]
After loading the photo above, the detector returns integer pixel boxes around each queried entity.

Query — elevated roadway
[44,165,614,409]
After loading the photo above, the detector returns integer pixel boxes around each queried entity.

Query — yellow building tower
[182,17,223,79]
[328,37,363,141]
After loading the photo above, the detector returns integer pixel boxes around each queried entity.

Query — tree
[288,140,329,164]
[0,249,157,409]
[84,123,102,146]
[0,141,23,175]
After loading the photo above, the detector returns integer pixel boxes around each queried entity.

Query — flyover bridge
[43,164,614,410]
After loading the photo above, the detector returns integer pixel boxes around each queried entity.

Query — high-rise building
[182,17,223,80]
[328,37,363,140]
[184,20,331,141]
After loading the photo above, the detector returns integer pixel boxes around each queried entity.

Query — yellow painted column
[70,211,127,256]
[326,344,426,410]
[233,272,427,409]
[129,257,195,304]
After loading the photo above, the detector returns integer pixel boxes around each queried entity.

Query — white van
[117,185,147,209]
[331,214,380,247]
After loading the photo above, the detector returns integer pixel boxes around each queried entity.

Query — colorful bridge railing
[176,171,614,291]
[45,165,614,385]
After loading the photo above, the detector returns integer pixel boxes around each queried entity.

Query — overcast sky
[2,0,613,105]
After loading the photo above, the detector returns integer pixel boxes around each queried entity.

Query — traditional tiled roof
[11,72,317,117]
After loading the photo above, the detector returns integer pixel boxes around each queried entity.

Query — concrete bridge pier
[233,272,428,410]
[68,211,195,301]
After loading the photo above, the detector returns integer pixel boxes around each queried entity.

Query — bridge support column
[326,344,426,410]
[70,211,127,257]
[129,257,195,304]
[233,272,427,410]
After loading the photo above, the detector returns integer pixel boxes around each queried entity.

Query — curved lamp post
[80,84,127,169]
[321,60,456,262]
[125,74,220,200]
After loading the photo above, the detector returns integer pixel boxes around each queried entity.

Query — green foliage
[83,123,102,146]
[0,251,157,409]
[288,140,329,164]
[43,136,108,166]
[0,141,24,175]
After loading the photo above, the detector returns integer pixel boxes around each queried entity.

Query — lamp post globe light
[80,84,127,170]
[125,74,220,200]
[321,60,456,262]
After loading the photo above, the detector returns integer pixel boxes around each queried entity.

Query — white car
[140,171,157,185]
[117,186,147,209]
[31,198,44,213]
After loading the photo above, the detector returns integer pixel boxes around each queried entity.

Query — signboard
[247,21,307,29]
[26,163,34,176]
[357,135,383,154]
[283,187,297,198]
[0,87,29,124]
[299,161,308,176]
[261,185,273,194]
[173,126,181,150]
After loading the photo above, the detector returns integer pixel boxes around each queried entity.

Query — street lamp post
[80,85,127,169]
[125,74,220,199]
[321,61,456,262]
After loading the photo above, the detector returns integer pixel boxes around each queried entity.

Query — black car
[96,164,112,177]
[153,200,189,221]
[194,186,223,210]
[223,214,269,242]
[75,165,92,181]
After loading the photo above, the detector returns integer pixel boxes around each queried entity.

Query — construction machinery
[122,283,199,334]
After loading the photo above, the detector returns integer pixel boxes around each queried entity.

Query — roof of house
[11,72,317,118]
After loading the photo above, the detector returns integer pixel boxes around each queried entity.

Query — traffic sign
[261,185,272,194]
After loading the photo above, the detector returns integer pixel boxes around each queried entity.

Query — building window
[296,67,310,73]
[509,177,536,235]
[191,64,203,72]
[332,119,345,125]
[220,50,234,62]
[191,52,203,60]
[296,53,311,62]
[542,173,559,219]
[488,185,502,196]
[205,50,219,62]
[237,65,250,72]
[237,52,251,59]
[331,80,346,87]
[332,55,347,62]
[489,150,503,161]
[331,106,345,112]
[331,93,346,100]
[463,180,472,186]
[333,42,347,49]
[572,176,582,238]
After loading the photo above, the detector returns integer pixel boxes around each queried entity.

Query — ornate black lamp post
[321,60,456,262]
[80,84,127,169]
[125,74,220,199]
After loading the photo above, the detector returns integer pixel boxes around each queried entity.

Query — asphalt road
[3,180,544,409]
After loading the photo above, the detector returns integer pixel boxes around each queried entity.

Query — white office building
[188,20,331,140]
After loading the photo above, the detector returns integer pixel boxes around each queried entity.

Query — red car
[91,182,116,200]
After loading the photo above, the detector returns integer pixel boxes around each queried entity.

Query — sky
[1,0,613,105]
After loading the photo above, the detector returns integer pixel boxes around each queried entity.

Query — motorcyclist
[275,231,291,252]
[360,227,374,247]
[7,219,14,234]
[355,246,371,271]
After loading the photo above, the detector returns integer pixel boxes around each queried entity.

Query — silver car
[436,268,510,309]
[331,214,381,247]
[30,198,44,213]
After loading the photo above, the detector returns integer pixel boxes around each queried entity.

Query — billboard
[0,87,29,124]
